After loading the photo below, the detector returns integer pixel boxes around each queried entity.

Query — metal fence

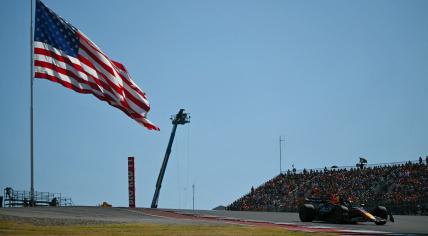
[3,187,73,207]
[282,159,423,174]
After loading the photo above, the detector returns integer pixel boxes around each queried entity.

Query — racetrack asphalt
[0,207,427,235]
[173,209,428,235]
[0,206,223,225]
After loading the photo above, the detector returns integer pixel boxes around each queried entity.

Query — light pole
[279,136,285,174]
[192,184,195,210]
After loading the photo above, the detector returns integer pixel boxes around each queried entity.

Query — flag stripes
[34,0,159,130]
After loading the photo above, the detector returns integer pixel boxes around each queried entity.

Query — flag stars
[34,1,78,57]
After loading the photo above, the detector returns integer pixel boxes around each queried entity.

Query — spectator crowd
[227,158,428,215]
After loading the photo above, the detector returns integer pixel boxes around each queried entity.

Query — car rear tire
[375,221,386,225]
[373,206,388,225]
[299,204,315,222]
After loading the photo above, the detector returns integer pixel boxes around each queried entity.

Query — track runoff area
[0,207,427,235]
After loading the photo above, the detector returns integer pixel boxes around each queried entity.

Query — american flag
[33,0,159,131]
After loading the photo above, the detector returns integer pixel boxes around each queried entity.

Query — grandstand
[227,159,428,215]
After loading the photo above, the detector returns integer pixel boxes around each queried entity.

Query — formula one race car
[299,197,394,225]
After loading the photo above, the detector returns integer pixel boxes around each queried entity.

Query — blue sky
[1,0,427,209]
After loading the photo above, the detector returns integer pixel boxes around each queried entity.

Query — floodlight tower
[151,109,190,208]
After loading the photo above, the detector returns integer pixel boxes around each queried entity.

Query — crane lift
[151,109,190,208]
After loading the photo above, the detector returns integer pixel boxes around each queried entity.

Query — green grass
[0,220,336,236]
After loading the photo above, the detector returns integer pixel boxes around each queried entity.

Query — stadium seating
[227,161,428,215]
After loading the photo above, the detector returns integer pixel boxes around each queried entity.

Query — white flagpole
[30,0,35,206]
